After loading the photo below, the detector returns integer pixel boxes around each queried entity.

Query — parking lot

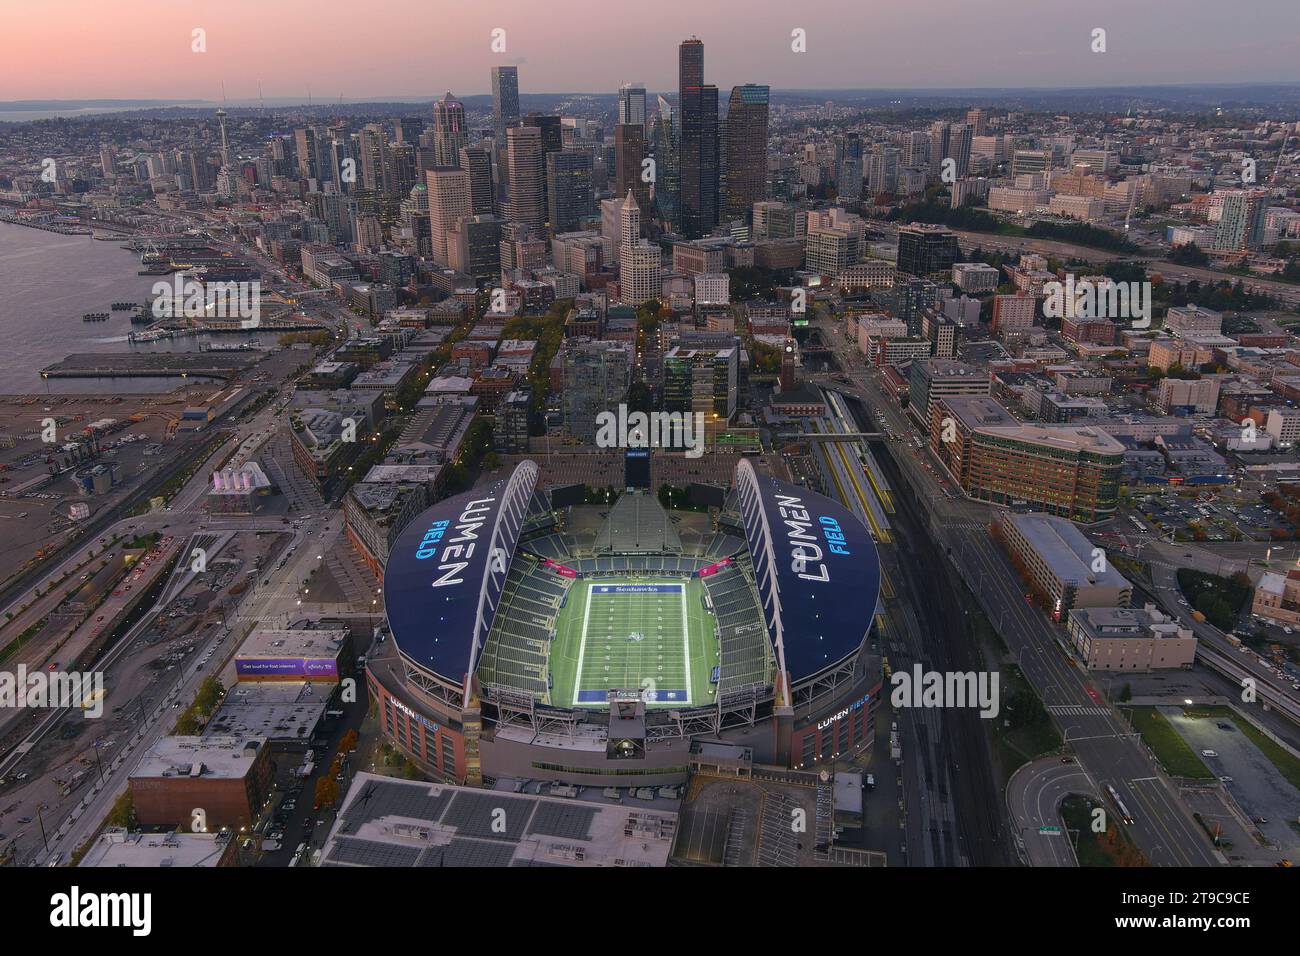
[1160,706,1300,861]
[1135,491,1292,542]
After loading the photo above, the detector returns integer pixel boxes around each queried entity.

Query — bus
[1105,784,1135,825]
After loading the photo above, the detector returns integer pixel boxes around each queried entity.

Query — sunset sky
[2,0,1297,102]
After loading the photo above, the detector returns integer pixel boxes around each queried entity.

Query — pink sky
[2,0,1296,101]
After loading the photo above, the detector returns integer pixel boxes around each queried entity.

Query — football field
[549,578,717,708]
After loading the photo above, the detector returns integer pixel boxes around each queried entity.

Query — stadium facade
[368,459,883,787]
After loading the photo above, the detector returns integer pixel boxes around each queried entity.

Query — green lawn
[1183,705,1300,791]
[1122,706,1215,780]
[550,578,716,709]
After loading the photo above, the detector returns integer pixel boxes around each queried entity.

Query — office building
[1066,606,1197,672]
[431,92,468,168]
[721,84,769,222]
[995,512,1132,618]
[547,150,594,235]
[678,37,718,238]
[937,397,1124,522]
[504,125,546,229]
[426,166,472,267]
[561,340,632,442]
[897,223,958,280]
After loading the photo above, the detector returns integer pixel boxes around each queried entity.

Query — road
[1006,757,1100,866]
[813,312,1224,866]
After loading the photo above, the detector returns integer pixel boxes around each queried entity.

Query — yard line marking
[681,580,691,704]
[574,580,593,702]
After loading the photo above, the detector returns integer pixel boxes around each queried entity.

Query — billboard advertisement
[235,657,339,681]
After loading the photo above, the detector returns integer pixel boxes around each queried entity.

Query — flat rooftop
[130,735,267,781]
[204,681,329,741]
[319,773,678,868]
[77,829,232,868]
[1002,513,1130,589]
[977,422,1126,455]
[237,626,349,660]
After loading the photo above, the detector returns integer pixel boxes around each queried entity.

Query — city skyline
[4,0,1300,102]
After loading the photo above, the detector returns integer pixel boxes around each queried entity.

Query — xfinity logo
[50,887,151,937]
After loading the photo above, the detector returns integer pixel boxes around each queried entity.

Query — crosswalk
[1048,704,1111,717]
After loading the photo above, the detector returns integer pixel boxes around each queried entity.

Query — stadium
[367,458,884,788]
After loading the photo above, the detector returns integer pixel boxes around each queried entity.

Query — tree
[314,776,339,809]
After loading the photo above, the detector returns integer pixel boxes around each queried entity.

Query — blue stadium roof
[383,462,538,688]
[734,460,881,682]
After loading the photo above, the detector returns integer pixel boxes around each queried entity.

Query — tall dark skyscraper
[677,38,717,239]
[679,37,704,94]
[721,84,769,222]
[546,149,594,234]
[615,123,651,216]
[491,66,520,140]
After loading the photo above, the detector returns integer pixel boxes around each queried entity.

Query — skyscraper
[838,132,864,202]
[721,84,769,222]
[459,146,496,216]
[504,125,546,229]
[615,123,651,214]
[523,114,563,216]
[651,96,679,226]
[426,166,472,267]
[678,38,719,239]
[431,92,468,168]
[949,122,973,176]
[1214,189,1268,251]
[491,66,520,141]
[547,150,594,234]
[618,84,647,129]
[619,190,661,306]
[929,121,950,177]
[679,37,704,94]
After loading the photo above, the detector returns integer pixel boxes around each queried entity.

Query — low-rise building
[1066,605,1197,671]
[994,512,1132,620]
[129,736,273,831]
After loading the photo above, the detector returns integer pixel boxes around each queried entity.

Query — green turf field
[549,578,718,708]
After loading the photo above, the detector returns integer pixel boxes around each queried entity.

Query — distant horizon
[5,78,1300,112]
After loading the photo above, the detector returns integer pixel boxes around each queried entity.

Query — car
[1255,817,1269,825]
[1219,775,1233,783]
[1060,756,1075,764]
[47,662,58,671]
[1216,722,1233,731]
[1201,749,1218,757]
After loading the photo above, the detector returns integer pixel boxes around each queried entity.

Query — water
[0,222,278,394]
